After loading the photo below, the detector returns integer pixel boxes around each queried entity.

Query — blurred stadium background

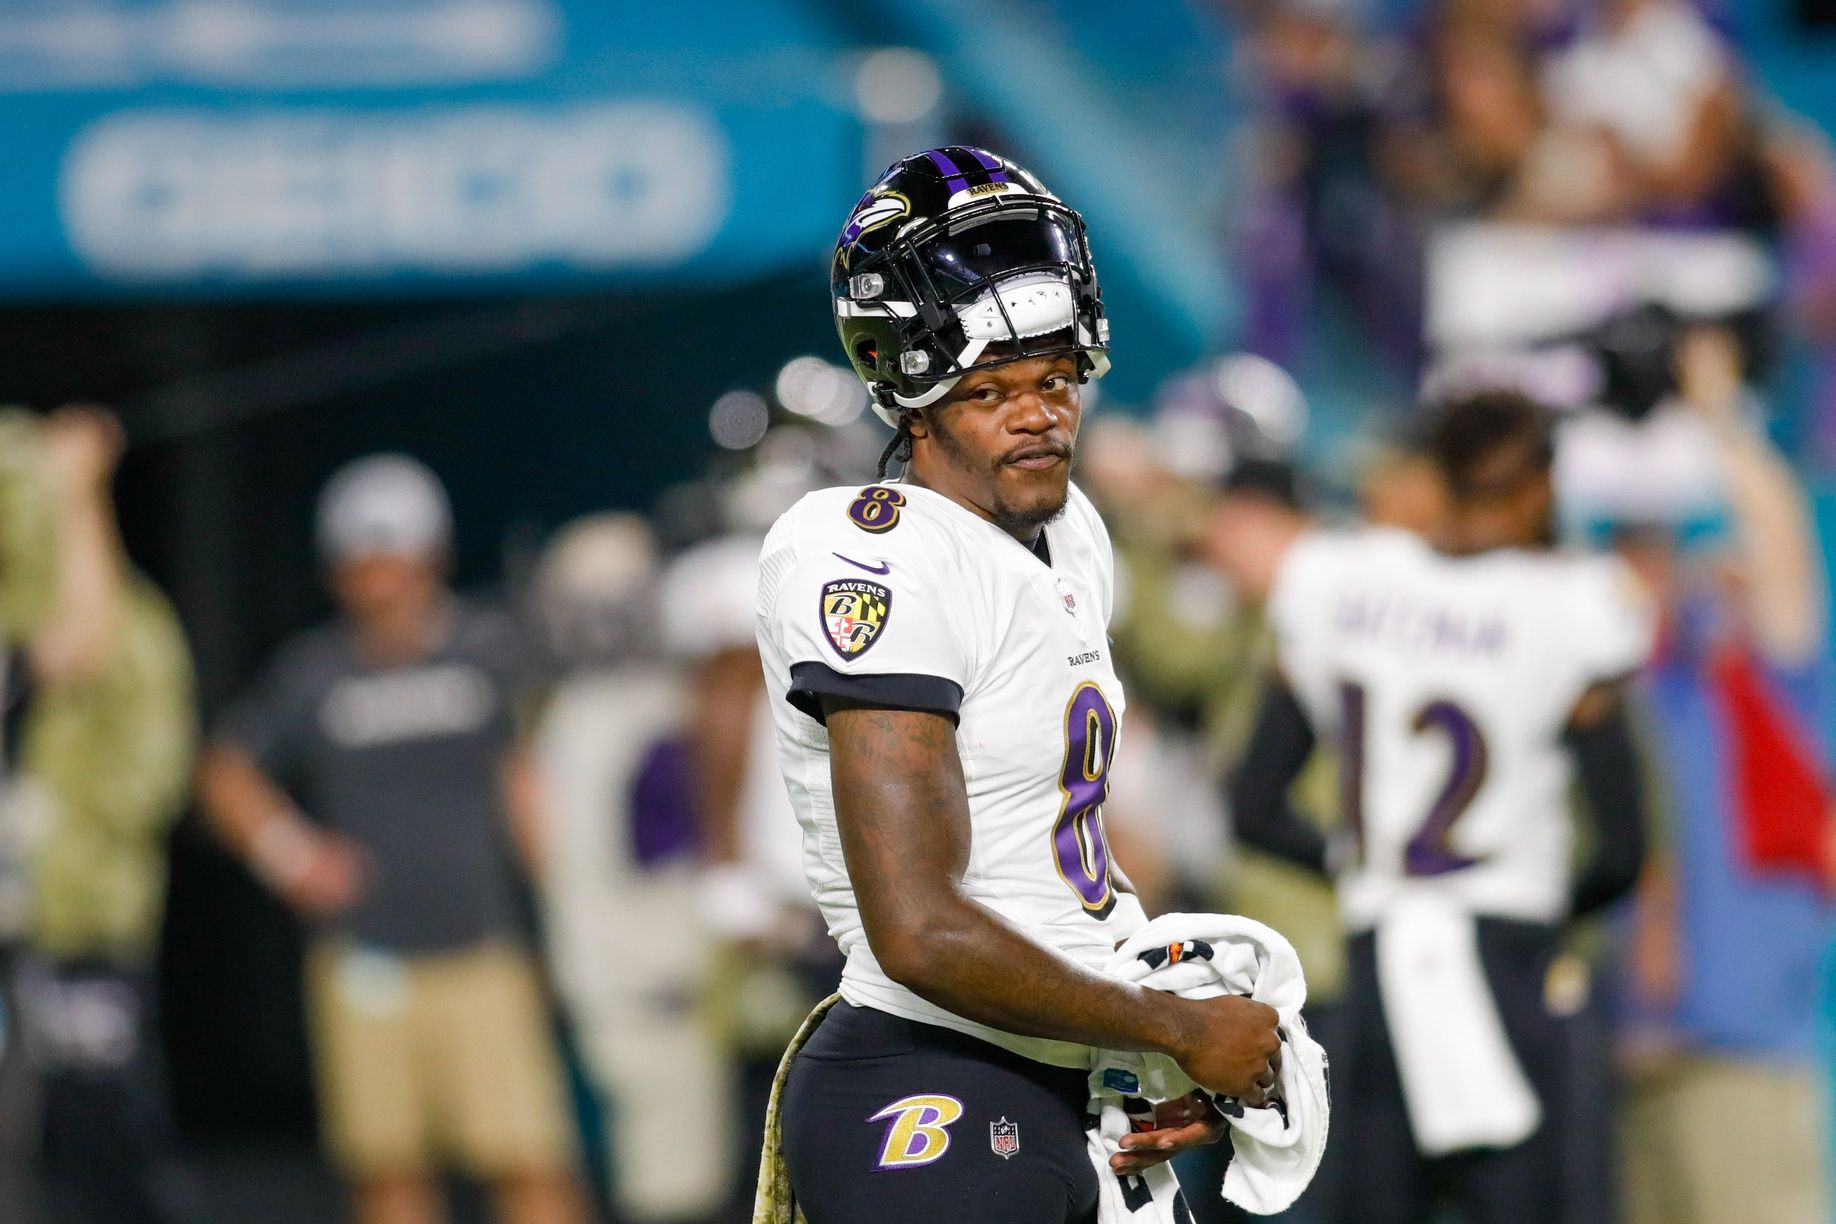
[6,1,1836,1222]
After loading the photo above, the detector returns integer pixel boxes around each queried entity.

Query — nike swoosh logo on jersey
[832,553,891,575]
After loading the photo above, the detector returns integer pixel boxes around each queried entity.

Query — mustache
[998,439,1074,468]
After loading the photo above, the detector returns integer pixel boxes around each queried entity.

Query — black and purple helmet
[830,146,1110,427]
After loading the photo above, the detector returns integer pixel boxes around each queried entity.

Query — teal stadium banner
[0,0,862,295]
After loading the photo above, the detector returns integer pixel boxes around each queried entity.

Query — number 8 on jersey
[1054,683,1117,918]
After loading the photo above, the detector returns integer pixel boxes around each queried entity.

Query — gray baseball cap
[316,454,452,563]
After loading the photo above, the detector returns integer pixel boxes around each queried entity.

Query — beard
[987,483,1070,538]
[929,414,1073,538]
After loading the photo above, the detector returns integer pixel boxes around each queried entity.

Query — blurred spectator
[1207,460,1313,606]
[1382,0,1760,229]
[1230,0,1422,373]
[0,405,199,1224]
[1611,327,1833,1224]
[1192,457,1342,1224]
[1380,2,1554,222]
[1204,460,1343,1010]
[528,514,734,1222]
[1764,119,1836,465]
[197,455,585,1224]
[1089,423,1241,910]
[1079,416,1232,913]
[656,533,839,1222]
[1537,0,1750,227]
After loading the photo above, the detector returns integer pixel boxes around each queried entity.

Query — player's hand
[1626,868,1683,1010]
[1110,1092,1227,1176]
[1169,994,1282,1103]
[282,832,370,919]
[1675,325,1744,430]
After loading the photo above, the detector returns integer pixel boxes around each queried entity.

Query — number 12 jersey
[754,480,1144,1069]
[1268,527,1654,929]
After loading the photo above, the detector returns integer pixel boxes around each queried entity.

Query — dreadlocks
[875,413,915,478]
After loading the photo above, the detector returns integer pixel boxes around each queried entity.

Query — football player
[754,147,1282,1223]
[1229,389,1652,1224]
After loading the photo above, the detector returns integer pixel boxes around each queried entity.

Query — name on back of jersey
[1333,590,1508,658]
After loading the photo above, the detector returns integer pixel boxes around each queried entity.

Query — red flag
[1710,645,1832,892]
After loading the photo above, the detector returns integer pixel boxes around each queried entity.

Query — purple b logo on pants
[869,1094,964,1169]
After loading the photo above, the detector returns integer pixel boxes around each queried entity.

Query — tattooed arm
[822,696,1281,1100]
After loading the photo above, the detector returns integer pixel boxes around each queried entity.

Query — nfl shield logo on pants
[990,1117,1020,1160]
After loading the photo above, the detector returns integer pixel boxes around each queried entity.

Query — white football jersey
[1268,527,1653,929]
[755,480,1145,1068]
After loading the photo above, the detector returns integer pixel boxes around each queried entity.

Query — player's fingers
[1149,1096,1210,1129]
[1111,1129,1219,1176]
[1260,1046,1285,1089]
[1110,1150,1174,1175]
[1109,1155,1160,1174]
[1116,1118,1219,1153]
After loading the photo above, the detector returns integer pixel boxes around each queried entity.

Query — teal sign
[0,1,861,295]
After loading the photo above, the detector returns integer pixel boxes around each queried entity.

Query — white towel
[1373,893,1540,1155]
[1087,913,1331,1219]
[1084,1070,1185,1222]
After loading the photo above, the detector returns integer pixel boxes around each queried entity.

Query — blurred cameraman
[0,405,199,1224]
[1603,327,1832,1224]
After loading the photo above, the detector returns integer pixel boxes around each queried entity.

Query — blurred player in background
[0,405,198,1224]
[1231,390,1652,1224]
[198,456,585,1224]
[754,147,1282,1223]
[528,514,734,1223]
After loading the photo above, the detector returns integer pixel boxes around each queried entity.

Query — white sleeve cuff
[1109,888,1149,933]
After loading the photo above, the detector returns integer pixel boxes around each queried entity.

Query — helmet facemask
[837,194,1110,424]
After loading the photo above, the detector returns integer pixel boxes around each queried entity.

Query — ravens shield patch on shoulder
[821,579,892,660]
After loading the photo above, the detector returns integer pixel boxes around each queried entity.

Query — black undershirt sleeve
[1564,705,1648,917]
[1227,672,1332,878]
[786,661,963,726]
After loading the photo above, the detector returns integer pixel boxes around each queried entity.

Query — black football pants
[1333,919,1568,1224]
[782,1002,1106,1224]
